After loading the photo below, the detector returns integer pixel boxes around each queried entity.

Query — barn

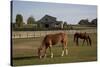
[38,15,63,29]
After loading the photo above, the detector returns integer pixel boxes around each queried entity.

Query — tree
[11,23,16,30]
[78,19,90,25]
[63,22,67,29]
[27,16,35,24]
[63,22,67,26]
[91,18,97,25]
[15,14,23,27]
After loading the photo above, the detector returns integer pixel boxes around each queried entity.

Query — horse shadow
[13,56,38,60]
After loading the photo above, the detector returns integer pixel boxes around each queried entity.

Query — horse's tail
[88,36,92,46]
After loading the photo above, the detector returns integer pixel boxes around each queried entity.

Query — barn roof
[38,14,56,23]
[44,15,56,19]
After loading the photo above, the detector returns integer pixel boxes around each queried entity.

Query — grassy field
[12,32,97,66]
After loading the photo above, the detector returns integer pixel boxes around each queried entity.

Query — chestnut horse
[74,32,91,46]
[38,32,68,58]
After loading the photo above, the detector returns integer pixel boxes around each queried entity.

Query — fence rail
[12,29,96,39]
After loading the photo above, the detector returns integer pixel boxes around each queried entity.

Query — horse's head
[74,32,79,42]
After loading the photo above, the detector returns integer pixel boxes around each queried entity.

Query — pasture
[12,30,97,66]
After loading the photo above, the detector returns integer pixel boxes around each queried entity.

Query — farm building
[38,15,64,29]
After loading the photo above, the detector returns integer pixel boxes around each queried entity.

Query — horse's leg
[65,47,68,56]
[40,56,42,59]
[86,39,89,46]
[82,39,85,46]
[76,37,79,46]
[64,41,68,56]
[88,36,92,46]
[61,41,68,56]
[61,45,65,56]
[49,45,53,58]
[44,47,47,58]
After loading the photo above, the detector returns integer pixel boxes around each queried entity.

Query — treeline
[78,18,97,25]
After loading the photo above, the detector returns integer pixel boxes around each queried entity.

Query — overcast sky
[12,1,97,24]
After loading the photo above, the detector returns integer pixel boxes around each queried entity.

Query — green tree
[15,14,23,27]
[91,18,97,25]
[78,19,90,25]
[27,16,35,24]
[63,22,67,26]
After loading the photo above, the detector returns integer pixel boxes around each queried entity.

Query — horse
[38,32,68,59]
[74,32,91,46]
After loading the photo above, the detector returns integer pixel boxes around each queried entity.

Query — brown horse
[74,32,91,46]
[38,32,68,59]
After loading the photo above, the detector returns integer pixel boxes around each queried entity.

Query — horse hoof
[51,56,53,58]
[39,57,42,59]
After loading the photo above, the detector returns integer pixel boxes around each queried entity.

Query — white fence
[12,29,96,39]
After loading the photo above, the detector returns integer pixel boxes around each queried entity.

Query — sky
[12,1,97,24]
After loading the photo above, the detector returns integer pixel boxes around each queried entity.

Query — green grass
[12,33,97,66]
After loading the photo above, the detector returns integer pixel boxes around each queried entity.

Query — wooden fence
[12,29,96,39]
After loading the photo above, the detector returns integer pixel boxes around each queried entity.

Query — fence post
[40,31,41,37]
[27,33,28,38]
[19,34,21,38]
[14,34,15,38]
[34,32,35,39]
